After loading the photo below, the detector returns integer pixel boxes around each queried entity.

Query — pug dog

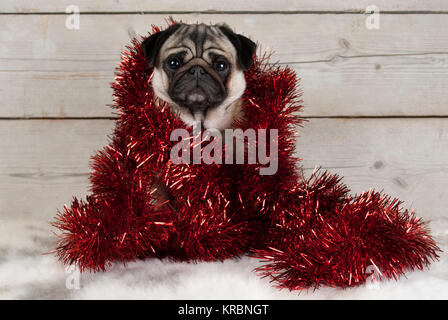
[140,22,257,208]
[141,22,257,130]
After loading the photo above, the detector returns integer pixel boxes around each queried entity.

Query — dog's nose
[188,65,206,78]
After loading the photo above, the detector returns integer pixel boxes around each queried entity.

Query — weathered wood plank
[0,120,113,221]
[2,14,448,118]
[5,54,448,118]
[1,119,447,221]
[2,0,448,13]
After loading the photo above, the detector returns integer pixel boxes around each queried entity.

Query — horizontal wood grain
[2,14,448,118]
[1,118,447,221]
[2,0,448,13]
[0,120,113,221]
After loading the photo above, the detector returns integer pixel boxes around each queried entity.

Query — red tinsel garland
[52,24,440,290]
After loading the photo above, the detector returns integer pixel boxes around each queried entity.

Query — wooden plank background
[1,1,447,225]
[2,14,448,117]
[1,119,447,222]
[3,1,448,13]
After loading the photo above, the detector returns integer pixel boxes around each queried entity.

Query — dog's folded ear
[141,23,182,68]
[218,24,257,70]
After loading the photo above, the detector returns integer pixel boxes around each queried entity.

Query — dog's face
[142,23,256,130]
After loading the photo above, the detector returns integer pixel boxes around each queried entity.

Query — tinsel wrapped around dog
[52,25,439,290]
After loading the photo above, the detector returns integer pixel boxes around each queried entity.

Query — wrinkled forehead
[158,23,237,64]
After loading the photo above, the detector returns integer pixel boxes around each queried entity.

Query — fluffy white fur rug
[0,216,447,300]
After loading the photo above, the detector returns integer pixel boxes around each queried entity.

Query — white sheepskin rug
[0,216,447,300]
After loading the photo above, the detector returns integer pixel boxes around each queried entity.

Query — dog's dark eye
[167,58,181,70]
[215,60,228,72]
